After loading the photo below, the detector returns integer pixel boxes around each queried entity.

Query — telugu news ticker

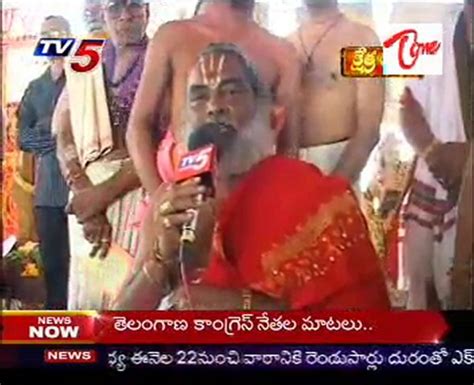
[6,346,474,370]
[106,347,474,372]
[1,311,473,370]
[1,311,448,345]
[12,345,474,372]
[342,23,443,78]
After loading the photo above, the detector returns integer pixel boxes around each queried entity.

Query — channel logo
[34,38,105,73]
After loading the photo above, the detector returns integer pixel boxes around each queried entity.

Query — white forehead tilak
[198,53,227,89]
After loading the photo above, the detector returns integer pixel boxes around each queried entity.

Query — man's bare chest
[303,51,344,89]
[299,29,349,87]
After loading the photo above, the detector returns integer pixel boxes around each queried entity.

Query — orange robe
[201,156,390,310]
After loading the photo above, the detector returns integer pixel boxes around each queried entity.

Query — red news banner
[1,312,448,345]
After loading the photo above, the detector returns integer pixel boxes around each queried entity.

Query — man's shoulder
[151,18,209,48]
[286,28,300,46]
[254,25,296,53]
[289,16,379,46]
[154,18,204,36]
[29,71,49,87]
[23,71,49,98]
[342,17,380,44]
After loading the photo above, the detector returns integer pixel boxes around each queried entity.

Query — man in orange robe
[114,43,390,311]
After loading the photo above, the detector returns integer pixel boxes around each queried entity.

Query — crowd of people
[16,0,472,311]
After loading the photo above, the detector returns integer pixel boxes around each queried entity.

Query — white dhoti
[67,159,143,310]
[299,140,362,198]
[299,140,348,175]
[403,202,457,309]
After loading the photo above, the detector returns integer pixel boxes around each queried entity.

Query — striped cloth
[403,179,457,242]
[67,158,144,310]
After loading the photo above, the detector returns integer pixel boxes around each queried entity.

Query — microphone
[175,143,217,244]
[173,124,237,303]
[174,122,237,244]
[174,124,223,245]
[176,123,230,245]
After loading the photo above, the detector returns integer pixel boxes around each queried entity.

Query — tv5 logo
[175,145,216,182]
[179,146,214,172]
[34,38,105,73]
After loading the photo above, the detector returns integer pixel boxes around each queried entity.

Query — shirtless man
[289,0,384,183]
[127,0,301,195]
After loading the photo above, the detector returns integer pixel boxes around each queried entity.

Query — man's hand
[82,214,112,259]
[331,26,384,182]
[67,184,111,223]
[172,285,240,310]
[426,142,469,194]
[400,87,433,153]
[151,177,207,261]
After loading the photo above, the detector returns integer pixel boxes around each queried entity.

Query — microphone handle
[180,208,199,243]
[180,193,203,244]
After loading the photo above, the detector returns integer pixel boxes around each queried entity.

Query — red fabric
[200,156,390,310]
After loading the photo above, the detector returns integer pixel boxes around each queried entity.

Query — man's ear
[144,3,150,20]
[100,8,106,25]
[270,105,287,135]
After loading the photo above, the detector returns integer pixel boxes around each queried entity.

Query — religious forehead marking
[198,54,228,89]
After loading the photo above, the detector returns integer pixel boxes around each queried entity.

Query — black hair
[194,0,255,16]
[43,15,71,31]
[45,15,65,21]
[303,0,337,8]
[230,0,255,10]
[199,42,268,99]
